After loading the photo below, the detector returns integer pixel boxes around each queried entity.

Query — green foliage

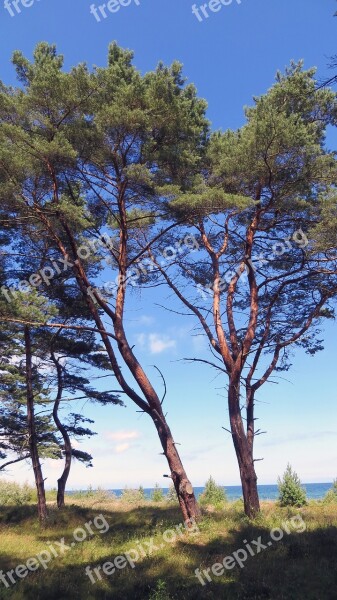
[148,580,173,600]
[170,185,251,221]
[278,464,307,507]
[0,480,34,505]
[323,479,337,504]
[138,485,146,500]
[199,476,227,507]
[166,483,178,504]
[70,486,114,503]
[121,486,147,504]
[151,483,165,503]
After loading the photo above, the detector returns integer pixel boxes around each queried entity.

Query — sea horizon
[67,482,333,501]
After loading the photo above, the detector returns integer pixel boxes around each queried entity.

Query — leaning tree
[0,42,209,521]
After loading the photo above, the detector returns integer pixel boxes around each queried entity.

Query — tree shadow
[0,505,337,599]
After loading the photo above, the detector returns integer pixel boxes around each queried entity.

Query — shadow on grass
[0,504,337,599]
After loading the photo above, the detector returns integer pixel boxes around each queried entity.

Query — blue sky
[1,0,337,490]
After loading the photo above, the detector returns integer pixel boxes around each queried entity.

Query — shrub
[148,580,173,600]
[91,487,114,503]
[138,485,146,500]
[121,486,146,504]
[70,486,114,503]
[0,480,34,505]
[199,476,227,507]
[323,479,337,504]
[151,483,164,502]
[45,488,57,502]
[71,484,95,499]
[166,483,178,504]
[277,464,307,507]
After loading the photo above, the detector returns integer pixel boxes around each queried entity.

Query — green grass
[0,498,336,599]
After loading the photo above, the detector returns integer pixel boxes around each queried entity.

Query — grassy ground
[0,496,336,600]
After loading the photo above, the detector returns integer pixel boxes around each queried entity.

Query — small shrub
[277,464,307,507]
[148,580,173,600]
[231,497,245,511]
[199,476,227,507]
[45,488,57,502]
[92,487,114,503]
[323,479,337,504]
[151,483,164,502]
[70,486,114,503]
[138,485,146,500]
[0,480,34,505]
[166,483,178,504]
[121,487,146,504]
[71,484,95,499]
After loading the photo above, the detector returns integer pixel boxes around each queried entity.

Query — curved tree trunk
[24,326,48,522]
[228,375,260,518]
[51,352,71,509]
[53,404,72,509]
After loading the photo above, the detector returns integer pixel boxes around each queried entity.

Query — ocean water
[107,482,332,501]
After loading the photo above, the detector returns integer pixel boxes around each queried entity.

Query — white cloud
[103,431,141,456]
[135,333,146,348]
[148,333,176,354]
[134,332,176,354]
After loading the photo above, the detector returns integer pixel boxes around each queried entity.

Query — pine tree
[0,42,208,522]
[278,464,307,507]
[149,63,337,517]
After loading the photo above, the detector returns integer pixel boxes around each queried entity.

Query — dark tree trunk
[53,407,71,509]
[51,354,71,509]
[56,458,71,509]
[24,326,48,522]
[228,375,260,518]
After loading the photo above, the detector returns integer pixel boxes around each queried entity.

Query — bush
[151,483,164,502]
[148,580,173,600]
[277,464,307,507]
[199,476,227,507]
[0,480,34,505]
[138,485,146,500]
[45,488,57,502]
[71,486,114,503]
[166,483,178,504]
[121,486,146,504]
[323,479,337,504]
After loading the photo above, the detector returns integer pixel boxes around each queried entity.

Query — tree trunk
[37,215,200,523]
[51,354,71,509]
[80,293,200,522]
[24,326,48,522]
[53,410,71,509]
[112,315,200,523]
[154,417,200,522]
[228,376,260,518]
[56,464,70,509]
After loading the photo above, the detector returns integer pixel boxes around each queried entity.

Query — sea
[106,482,332,501]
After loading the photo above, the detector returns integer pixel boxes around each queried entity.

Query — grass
[0,496,336,599]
